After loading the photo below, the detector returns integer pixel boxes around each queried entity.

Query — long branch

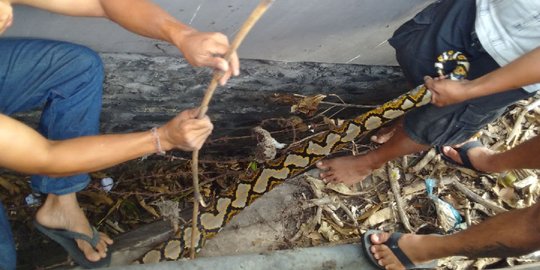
[190,0,275,259]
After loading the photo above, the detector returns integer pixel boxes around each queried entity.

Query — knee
[66,44,103,78]
[52,42,104,81]
[49,42,104,97]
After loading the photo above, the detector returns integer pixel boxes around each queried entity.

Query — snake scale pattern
[136,51,469,263]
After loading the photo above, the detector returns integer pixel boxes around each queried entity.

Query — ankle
[44,193,79,208]
[483,151,505,173]
[364,151,386,170]
[400,234,440,263]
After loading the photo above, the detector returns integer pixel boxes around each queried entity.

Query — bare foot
[316,154,382,185]
[370,232,433,270]
[441,142,496,173]
[371,120,402,144]
[35,193,113,262]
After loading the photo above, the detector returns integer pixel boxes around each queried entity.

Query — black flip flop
[435,140,484,172]
[34,221,111,269]
[362,230,438,270]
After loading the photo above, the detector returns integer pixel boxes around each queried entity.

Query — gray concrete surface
[107,244,377,270]
[6,0,432,65]
[107,177,308,266]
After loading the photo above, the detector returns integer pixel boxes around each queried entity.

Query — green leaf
[248,161,258,171]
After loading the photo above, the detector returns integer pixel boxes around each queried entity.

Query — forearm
[99,0,192,45]
[40,129,171,176]
[490,135,540,172]
[0,114,172,176]
[468,46,540,98]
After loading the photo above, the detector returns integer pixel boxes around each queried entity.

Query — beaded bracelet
[150,127,166,155]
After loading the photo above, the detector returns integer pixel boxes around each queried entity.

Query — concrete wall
[5,0,432,65]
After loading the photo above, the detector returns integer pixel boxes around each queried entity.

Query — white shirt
[475,0,540,93]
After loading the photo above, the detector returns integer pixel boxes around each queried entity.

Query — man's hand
[0,0,13,35]
[174,30,240,86]
[160,108,214,151]
[424,75,475,107]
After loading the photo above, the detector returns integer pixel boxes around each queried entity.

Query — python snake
[137,50,469,263]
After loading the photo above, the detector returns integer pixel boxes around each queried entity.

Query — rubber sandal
[362,230,438,270]
[435,140,484,172]
[34,221,111,269]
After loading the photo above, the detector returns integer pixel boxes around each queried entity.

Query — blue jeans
[0,38,104,269]
[0,204,15,270]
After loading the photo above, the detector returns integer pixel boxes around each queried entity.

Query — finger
[183,119,213,131]
[230,51,240,76]
[181,108,202,119]
[423,76,434,87]
[205,57,229,73]
[219,69,232,86]
[430,92,441,106]
[193,130,212,149]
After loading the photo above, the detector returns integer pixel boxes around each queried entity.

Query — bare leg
[370,119,403,144]
[316,125,429,185]
[370,202,540,270]
[35,193,113,262]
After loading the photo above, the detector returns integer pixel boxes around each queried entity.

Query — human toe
[370,232,390,244]
[78,241,102,262]
[316,161,329,170]
[442,146,462,164]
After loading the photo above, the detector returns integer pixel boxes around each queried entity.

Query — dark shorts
[389,0,534,146]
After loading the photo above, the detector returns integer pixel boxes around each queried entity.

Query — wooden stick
[190,0,275,259]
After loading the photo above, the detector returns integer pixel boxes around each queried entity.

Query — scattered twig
[506,108,527,147]
[387,164,414,233]
[449,177,507,214]
[409,148,437,173]
[293,93,378,108]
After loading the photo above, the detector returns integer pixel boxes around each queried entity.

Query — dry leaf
[0,177,20,195]
[326,182,365,196]
[137,195,160,218]
[291,94,326,117]
[363,207,393,226]
[79,191,113,206]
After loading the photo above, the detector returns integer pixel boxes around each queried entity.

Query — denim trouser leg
[0,38,103,195]
[0,203,16,270]
[388,0,534,146]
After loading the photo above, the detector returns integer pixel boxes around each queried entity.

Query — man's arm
[426,46,540,106]
[0,109,212,177]
[10,0,239,84]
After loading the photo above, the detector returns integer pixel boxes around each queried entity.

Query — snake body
[137,51,469,263]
